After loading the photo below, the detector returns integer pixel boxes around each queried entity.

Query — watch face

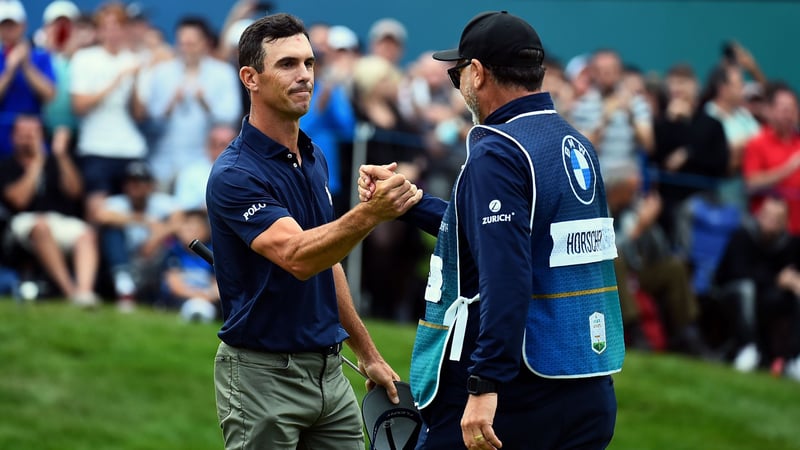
[467,377,477,393]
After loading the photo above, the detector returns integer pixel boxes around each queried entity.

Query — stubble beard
[463,85,481,125]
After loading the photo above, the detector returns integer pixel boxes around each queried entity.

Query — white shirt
[70,46,147,159]
[144,57,241,185]
[173,158,213,211]
[104,192,178,253]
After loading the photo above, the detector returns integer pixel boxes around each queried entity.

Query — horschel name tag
[549,218,617,267]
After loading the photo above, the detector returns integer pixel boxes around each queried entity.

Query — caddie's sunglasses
[447,60,471,89]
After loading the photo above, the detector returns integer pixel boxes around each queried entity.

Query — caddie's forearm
[399,192,448,236]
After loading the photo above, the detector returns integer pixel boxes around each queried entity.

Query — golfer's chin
[287,100,311,117]
[290,93,311,111]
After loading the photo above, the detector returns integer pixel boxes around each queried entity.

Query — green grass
[0,299,799,449]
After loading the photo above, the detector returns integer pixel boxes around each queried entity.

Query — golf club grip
[189,239,214,266]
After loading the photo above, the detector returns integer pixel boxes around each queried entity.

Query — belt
[316,342,343,356]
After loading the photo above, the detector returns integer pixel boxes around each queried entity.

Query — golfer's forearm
[271,204,380,280]
[335,269,381,363]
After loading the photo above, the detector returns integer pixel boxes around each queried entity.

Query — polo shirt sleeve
[458,138,534,383]
[207,165,290,247]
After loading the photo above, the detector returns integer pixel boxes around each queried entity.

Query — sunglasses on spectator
[447,60,471,89]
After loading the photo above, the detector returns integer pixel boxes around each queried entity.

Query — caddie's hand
[461,394,502,449]
[358,162,398,202]
[365,173,423,220]
[359,358,401,404]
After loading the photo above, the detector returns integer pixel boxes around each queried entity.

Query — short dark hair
[699,63,734,106]
[763,80,796,105]
[666,63,695,80]
[485,48,546,91]
[238,13,308,73]
[176,16,215,44]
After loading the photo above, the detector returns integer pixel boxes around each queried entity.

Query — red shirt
[742,126,800,235]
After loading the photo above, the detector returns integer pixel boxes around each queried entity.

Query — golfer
[206,13,422,449]
[360,11,625,449]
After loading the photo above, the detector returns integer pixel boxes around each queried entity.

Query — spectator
[570,49,654,170]
[742,82,800,235]
[714,194,800,375]
[70,1,148,224]
[542,55,577,115]
[0,115,98,305]
[215,0,263,63]
[367,17,407,66]
[160,209,219,320]
[743,81,767,125]
[701,63,761,210]
[652,63,729,242]
[351,54,428,321]
[398,51,468,199]
[564,53,592,105]
[299,24,359,216]
[216,0,264,120]
[605,159,710,356]
[0,0,56,157]
[143,16,241,190]
[39,1,86,140]
[173,123,237,211]
[125,4,174,152]
[94,161,180,312]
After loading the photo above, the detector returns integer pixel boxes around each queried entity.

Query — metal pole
[346,122,374,314]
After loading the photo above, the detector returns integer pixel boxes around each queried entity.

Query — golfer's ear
[240,66,258,92]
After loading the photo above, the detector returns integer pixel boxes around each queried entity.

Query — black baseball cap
[362,381,422,450]
[124,160,154,180]
[433,11,544,67]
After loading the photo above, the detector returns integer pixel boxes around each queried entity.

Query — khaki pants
[214,342,364,450]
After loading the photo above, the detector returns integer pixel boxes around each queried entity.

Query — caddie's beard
[463,83,481,125]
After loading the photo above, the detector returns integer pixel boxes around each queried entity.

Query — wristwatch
[467,375,497,395]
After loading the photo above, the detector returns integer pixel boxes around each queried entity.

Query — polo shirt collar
[484,92,555,125]
[239,115,316,162]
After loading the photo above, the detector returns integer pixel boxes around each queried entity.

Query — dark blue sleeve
[459,140,533,383]
[206,166,290,247]
[33,50,56,82]
[399,192,448,236]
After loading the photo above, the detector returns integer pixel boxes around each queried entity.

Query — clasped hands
[358,162,422,218]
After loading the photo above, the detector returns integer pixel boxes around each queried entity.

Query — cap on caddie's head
[433,10,544,67]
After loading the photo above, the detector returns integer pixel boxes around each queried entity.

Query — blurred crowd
[2,0,800,381]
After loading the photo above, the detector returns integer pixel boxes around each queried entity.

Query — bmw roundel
[562,135,596,205]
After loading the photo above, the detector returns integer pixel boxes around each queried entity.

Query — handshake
[356,162,423,221]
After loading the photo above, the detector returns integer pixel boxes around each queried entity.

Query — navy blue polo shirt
[206,116,347,352]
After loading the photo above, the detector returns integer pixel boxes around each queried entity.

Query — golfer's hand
[461,394,502,449]
[361,172,422,220]
[359,359,401,404]
[358,162,398,202]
